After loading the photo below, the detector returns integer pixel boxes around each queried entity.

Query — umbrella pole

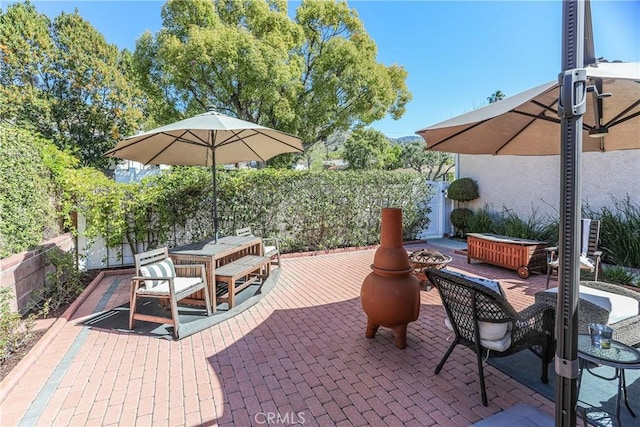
[556,1,588,426]
[211,146,219,243]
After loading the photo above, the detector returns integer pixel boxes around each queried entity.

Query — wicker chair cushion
[545,285,639,324]
[444,317,512,351]
[137,276,202,296]
[443,269,505,297]
[140,258,176,289]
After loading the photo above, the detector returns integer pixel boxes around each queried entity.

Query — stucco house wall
[458,149,640,220]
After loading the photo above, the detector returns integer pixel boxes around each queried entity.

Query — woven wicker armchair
[535,280,640,346]
[426,269,556,406]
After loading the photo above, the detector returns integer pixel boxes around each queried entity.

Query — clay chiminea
[360,208,420,349]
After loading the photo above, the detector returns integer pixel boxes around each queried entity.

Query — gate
[418,181,453,239]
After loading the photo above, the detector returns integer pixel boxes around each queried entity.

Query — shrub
[601,266,639,287]
[465,205,497,234]
[493,208,555,242]
[450,208,473,234]
[0,125,61,257]
[585,197,640,269]
[0,288,39,364]
[447,177,479,202]
[28,248,87,313]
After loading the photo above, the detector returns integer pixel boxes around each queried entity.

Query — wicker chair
[535,280,640,347]
[546,219,602,289]
[426,269,556,406]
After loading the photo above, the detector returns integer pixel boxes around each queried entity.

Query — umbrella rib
[216,129,303,153]
[105,130,211,163]
[603,100,640,128]
[493,115,540,155]
[427,121,487,150]
[143,130,210,165]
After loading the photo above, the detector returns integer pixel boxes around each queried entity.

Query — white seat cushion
[445,317,512,351]
[140,258,176,289]
[545,285,639,324]
[137,277,203,296]
[548,255,595,270]
[264,245,278,256]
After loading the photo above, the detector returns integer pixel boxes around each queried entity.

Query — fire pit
[408,249,452,290]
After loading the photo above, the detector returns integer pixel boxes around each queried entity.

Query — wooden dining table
[168,235,264,311]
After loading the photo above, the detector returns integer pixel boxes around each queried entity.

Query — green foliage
[0,2,144,168]
[492,208,555,242]
[400,140,454,180]
[465,206,556,242]
[67,167,433,255]
[133,0,411,149]
[28,248,87,313]
[0,288,39,364]
[487,90,506,104]
[343,128,399,170]
[585,197,640,268]
[447,177,479,202]
[601,266,639,287]
[450,208,473,233]
[0,125,61,258]
[464,205,497,234]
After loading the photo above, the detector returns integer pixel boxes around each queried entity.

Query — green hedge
[64,167,433,257]
[0,126,61,258]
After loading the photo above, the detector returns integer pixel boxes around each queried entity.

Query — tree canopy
[0,2,144,168]
[133,0,411,156]
[400,140,454,180]
[343,128,400,170]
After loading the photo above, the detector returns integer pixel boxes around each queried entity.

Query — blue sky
[5,0,639,139]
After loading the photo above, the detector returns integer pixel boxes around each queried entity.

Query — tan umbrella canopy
[416,61,640,155]
[415,31,638,423]
[105,110,304,240]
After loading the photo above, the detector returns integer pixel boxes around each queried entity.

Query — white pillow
[444,317,511,350]
[140,258,176,289]
[443,269,505,297]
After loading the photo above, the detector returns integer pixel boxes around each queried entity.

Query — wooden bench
[215,255,271,309]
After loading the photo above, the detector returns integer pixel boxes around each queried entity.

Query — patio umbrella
[415,61,639,155]
[104,110,303,241]
[416,2,638,425]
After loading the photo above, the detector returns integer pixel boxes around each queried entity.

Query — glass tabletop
[577,334,640,365]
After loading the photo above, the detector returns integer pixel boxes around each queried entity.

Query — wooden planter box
[467,233,549,278]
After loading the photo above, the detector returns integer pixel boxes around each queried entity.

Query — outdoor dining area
[129,233,278,339]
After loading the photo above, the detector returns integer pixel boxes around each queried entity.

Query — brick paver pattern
[0,243,555,426]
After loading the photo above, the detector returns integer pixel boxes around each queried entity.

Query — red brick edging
[0,268,135,404]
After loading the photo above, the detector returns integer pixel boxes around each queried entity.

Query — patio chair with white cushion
[130,247,211,338]
[546,218,602,289]
[235,227,281,267]
[426,268,556,407]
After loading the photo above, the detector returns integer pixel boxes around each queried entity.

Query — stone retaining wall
[0,234,75,313]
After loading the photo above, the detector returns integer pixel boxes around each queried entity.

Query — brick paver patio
[0,240,556,426]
